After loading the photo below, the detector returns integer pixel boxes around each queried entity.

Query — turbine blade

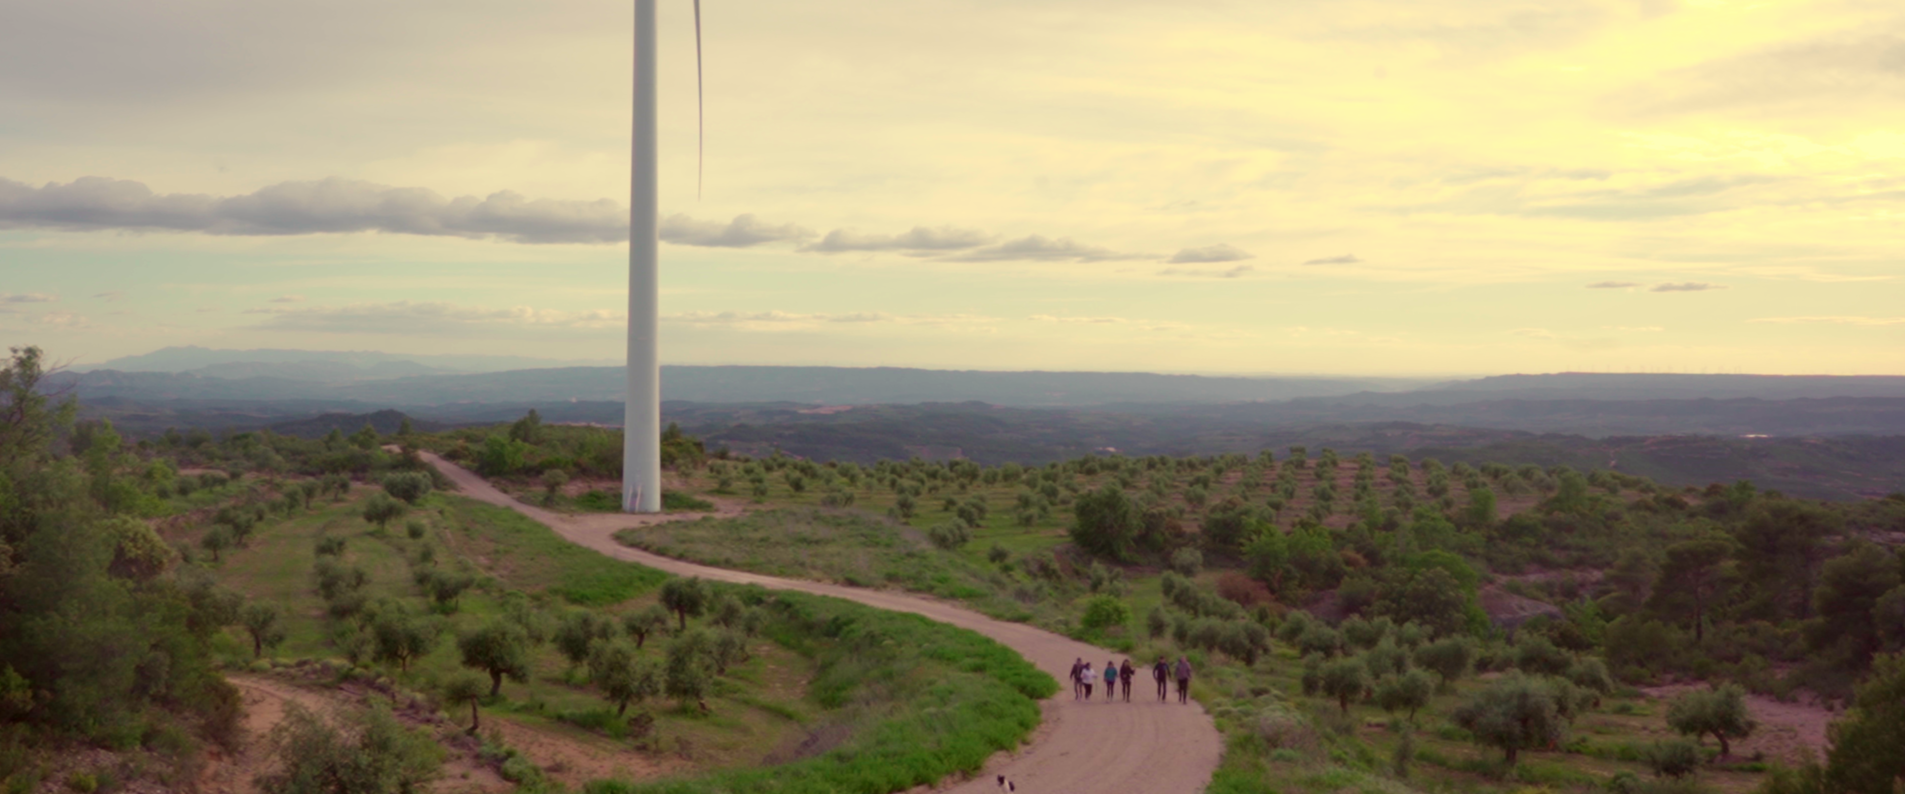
[694,0,704,200]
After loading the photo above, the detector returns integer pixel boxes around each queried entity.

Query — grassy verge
[616,509,1069,627]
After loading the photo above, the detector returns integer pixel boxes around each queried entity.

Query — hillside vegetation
[0,348,1054,794]
[443,411,1904,794]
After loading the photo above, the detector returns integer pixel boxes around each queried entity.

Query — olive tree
[457,620,531,697]
[1451,673,1567,767]
[1666,683,1755,758]
[660,577,710,631]
[589,641,662,716]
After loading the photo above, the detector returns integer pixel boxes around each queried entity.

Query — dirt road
[421,452,1222,793]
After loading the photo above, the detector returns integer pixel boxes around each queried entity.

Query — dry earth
[420,451,1224,794]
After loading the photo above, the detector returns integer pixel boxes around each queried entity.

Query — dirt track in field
[421,451,1223,794]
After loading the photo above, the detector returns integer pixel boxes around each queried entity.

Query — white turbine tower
[625,0,700,513]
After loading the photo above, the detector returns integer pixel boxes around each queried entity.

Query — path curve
[421,452,1222,793]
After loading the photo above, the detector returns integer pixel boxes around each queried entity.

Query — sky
[2,0,1903,376]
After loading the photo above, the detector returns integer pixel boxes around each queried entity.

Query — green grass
[202,484,1054,791]
[592,588,1055,794]
[616,508,1063,626]
[437,496,666,605]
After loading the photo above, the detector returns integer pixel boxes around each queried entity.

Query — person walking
[1102,659,1118,702]
[1119,659,1135,702]
[1069,657,1084,700]
[1152,656,1170,701]
[1173,656,1193,704]
[1081,662,1095,701]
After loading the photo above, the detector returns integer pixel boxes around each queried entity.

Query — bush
[1170,548,1203,576]
[927,520,971,551]
[253,702,444,793]
[1646,737,1703,778]
[379,471,433,504]
[1080,596,1131,633]
[1215,571,1272,608]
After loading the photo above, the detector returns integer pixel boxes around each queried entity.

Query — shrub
[1170,548,1203,576]
[927,520,971,551]
[1646,737,1703,778]
[379,471,433,504]
[1081,596,1131,633]
[1215,571,1272,608]
[253,702,444,794]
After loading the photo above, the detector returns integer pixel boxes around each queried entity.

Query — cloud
[194,307,220,313]
[1166,243,1253,264]
[247,301,625,335]
[92,291,121,301]
[665,310,994,329]
[1624,27,1905,116]
[0,176,1177,263]
[1158,264,1255,278]
[659,213,812,248]
[270,295,305,303]
[1650,282,1724,292]
[1302,254,1360,265]
[1512,327,1557,339]
[1586,281,1640,289]
[2,292,56,303]
[800,225,992,254]
[941,235,1150,263]
[1028,314,1127,324]
[1603,325,1664,332]
[1750,316,1905,326]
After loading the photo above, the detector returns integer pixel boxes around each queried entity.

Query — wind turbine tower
[623,0,661,513]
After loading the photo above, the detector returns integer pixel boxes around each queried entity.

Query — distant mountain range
[77,346,618,375]
[44,346,1905,500]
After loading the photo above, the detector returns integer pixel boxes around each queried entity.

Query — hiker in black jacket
[1152,656,1170,701]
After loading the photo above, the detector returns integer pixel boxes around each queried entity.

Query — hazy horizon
[6,0,1904,375]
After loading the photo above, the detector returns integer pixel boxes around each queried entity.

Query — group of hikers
[1068,655,1192,704]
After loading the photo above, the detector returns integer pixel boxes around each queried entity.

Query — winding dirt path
[421,452,1222,793]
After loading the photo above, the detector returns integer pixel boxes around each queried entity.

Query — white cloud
[1166,243,1253,264]
[1028,314,1127,324]
[1585,281,1640,289]
[1512,327,1557,339]
[800,225,993,254]
[1302,254,1361,266]
[1651,281,1725,292]
[0,176,632,244]
[659,213,812,248]
[1603,325,1665,331]
[1158,264,1255,278]
[942,235,1151,263]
